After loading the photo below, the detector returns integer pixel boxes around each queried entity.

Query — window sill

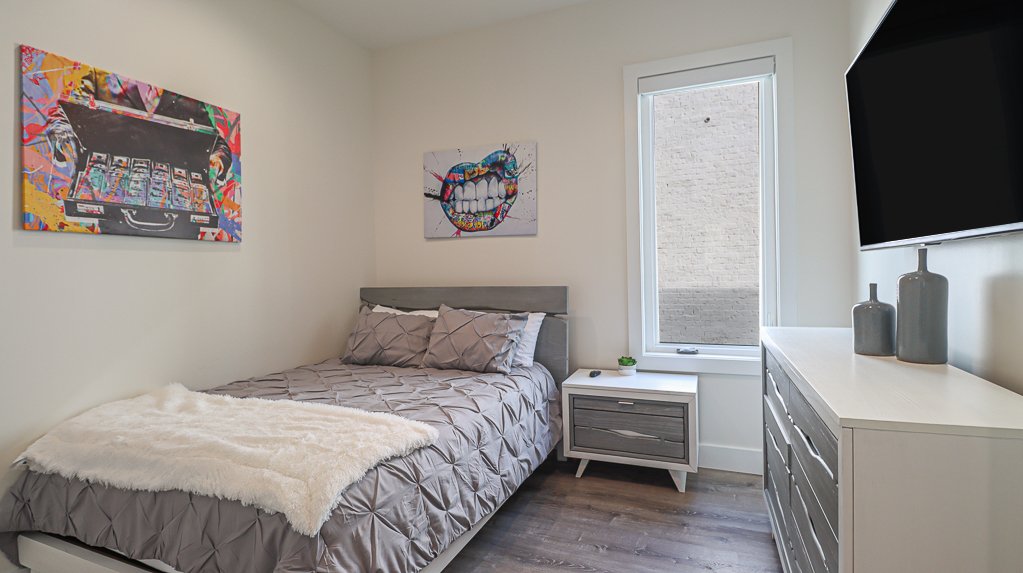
[637,350,762,377]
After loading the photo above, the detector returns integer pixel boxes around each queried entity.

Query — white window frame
[624,38,797,377]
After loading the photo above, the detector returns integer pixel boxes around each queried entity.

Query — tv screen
[847,0,1023,249]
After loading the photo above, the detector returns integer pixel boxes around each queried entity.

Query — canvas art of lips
[424,141,537,238]
[440,150,518,232]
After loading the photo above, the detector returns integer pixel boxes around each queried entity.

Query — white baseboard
[698,443,763,475]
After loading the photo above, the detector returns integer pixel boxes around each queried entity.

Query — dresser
[562,369,698,492]
[762,327,1023,573]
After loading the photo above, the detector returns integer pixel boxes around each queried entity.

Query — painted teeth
[450,179,506,215]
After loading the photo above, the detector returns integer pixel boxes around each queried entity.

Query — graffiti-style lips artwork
[439,150,519,232]
[424,141,536,238]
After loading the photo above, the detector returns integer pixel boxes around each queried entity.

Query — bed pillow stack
[341,306,435,368]
[342,304,545,374]
[421,305,529,374]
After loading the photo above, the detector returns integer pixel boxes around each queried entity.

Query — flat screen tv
[847,0,1023,250]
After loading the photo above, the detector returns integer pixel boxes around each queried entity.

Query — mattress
[0,360,561,573]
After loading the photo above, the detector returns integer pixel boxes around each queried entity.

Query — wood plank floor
[445,458,783,573]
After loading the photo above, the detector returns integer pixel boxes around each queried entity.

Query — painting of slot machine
[21,45,241,241]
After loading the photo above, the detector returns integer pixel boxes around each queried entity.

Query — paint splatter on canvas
[424,141,536,238]
[21,45,242,241]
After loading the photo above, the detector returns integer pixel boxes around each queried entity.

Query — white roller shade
[638,56,775,95]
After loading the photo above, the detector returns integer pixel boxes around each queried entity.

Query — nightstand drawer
[572,395,685,417]
[573,426,687,461]
[573,408,685,442]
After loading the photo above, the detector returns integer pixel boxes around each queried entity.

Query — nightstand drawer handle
[618,401,634,405]
[608,428,658,439]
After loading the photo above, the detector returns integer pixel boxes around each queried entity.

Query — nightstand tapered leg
[575,459,589,478]
[668,470,687,492]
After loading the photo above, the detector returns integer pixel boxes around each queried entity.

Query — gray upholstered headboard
[360,286,569,387]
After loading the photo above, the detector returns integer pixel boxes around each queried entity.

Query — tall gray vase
[853,283,895,356]
[896,248,948,364]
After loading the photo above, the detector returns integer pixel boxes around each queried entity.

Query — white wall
[1,0,374,487]
[849,0,1023,396]
[370,0,856,472]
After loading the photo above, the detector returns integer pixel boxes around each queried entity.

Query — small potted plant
[618,356,637,376]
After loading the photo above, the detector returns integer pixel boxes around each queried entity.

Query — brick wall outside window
[653,81,760,346]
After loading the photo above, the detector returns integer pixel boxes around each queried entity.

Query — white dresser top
[762,327,1023,439]
[563,369,697,396]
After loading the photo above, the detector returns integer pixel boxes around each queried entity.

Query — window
[624,40,794,376]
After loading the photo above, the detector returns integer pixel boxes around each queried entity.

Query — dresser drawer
[765,349,791,413]
[765,471,792,569]
[792,452,837,572]
[789,501,809,573]
[789,383,838,482]
[790,427,838,539]
[792,480,834,573]
[765,424,791,512]
[764,395,791,467]
[572,395,685,417]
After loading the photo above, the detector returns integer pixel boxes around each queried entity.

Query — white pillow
[512,312,546,368]
[372,304,440,318]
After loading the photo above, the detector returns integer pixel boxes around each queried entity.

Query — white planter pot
[618,365,637,376]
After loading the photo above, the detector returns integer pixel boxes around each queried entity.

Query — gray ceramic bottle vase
[896,248,948,364]
[853,283,895,356]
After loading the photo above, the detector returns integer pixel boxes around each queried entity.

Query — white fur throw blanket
[15,384,439,536]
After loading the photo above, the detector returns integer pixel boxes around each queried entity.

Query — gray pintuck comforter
[0,360,561,573]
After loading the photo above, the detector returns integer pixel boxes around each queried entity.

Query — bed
[0,286,569,573]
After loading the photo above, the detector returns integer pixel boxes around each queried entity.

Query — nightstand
[562,369,698,492]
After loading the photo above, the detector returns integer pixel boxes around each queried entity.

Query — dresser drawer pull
[617,401,634,405]
[807,502,830,569]
[768,426,785,462]
[796,424,835,481]
[768,372,787,410]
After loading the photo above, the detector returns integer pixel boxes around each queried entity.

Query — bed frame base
[17,498,507,573]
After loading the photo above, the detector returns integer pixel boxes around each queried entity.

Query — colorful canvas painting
[424,141,536,238]
[20,46,242,241]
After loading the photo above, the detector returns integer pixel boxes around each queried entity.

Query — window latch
[676,347,699,355]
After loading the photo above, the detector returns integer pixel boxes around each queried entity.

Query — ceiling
[286,0,594,50]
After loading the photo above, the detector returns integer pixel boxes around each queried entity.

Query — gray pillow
[421,304,529,374]
[341,306,435,368]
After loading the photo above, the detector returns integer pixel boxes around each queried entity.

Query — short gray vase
[896,248,948,364]
[853,283,895,356]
